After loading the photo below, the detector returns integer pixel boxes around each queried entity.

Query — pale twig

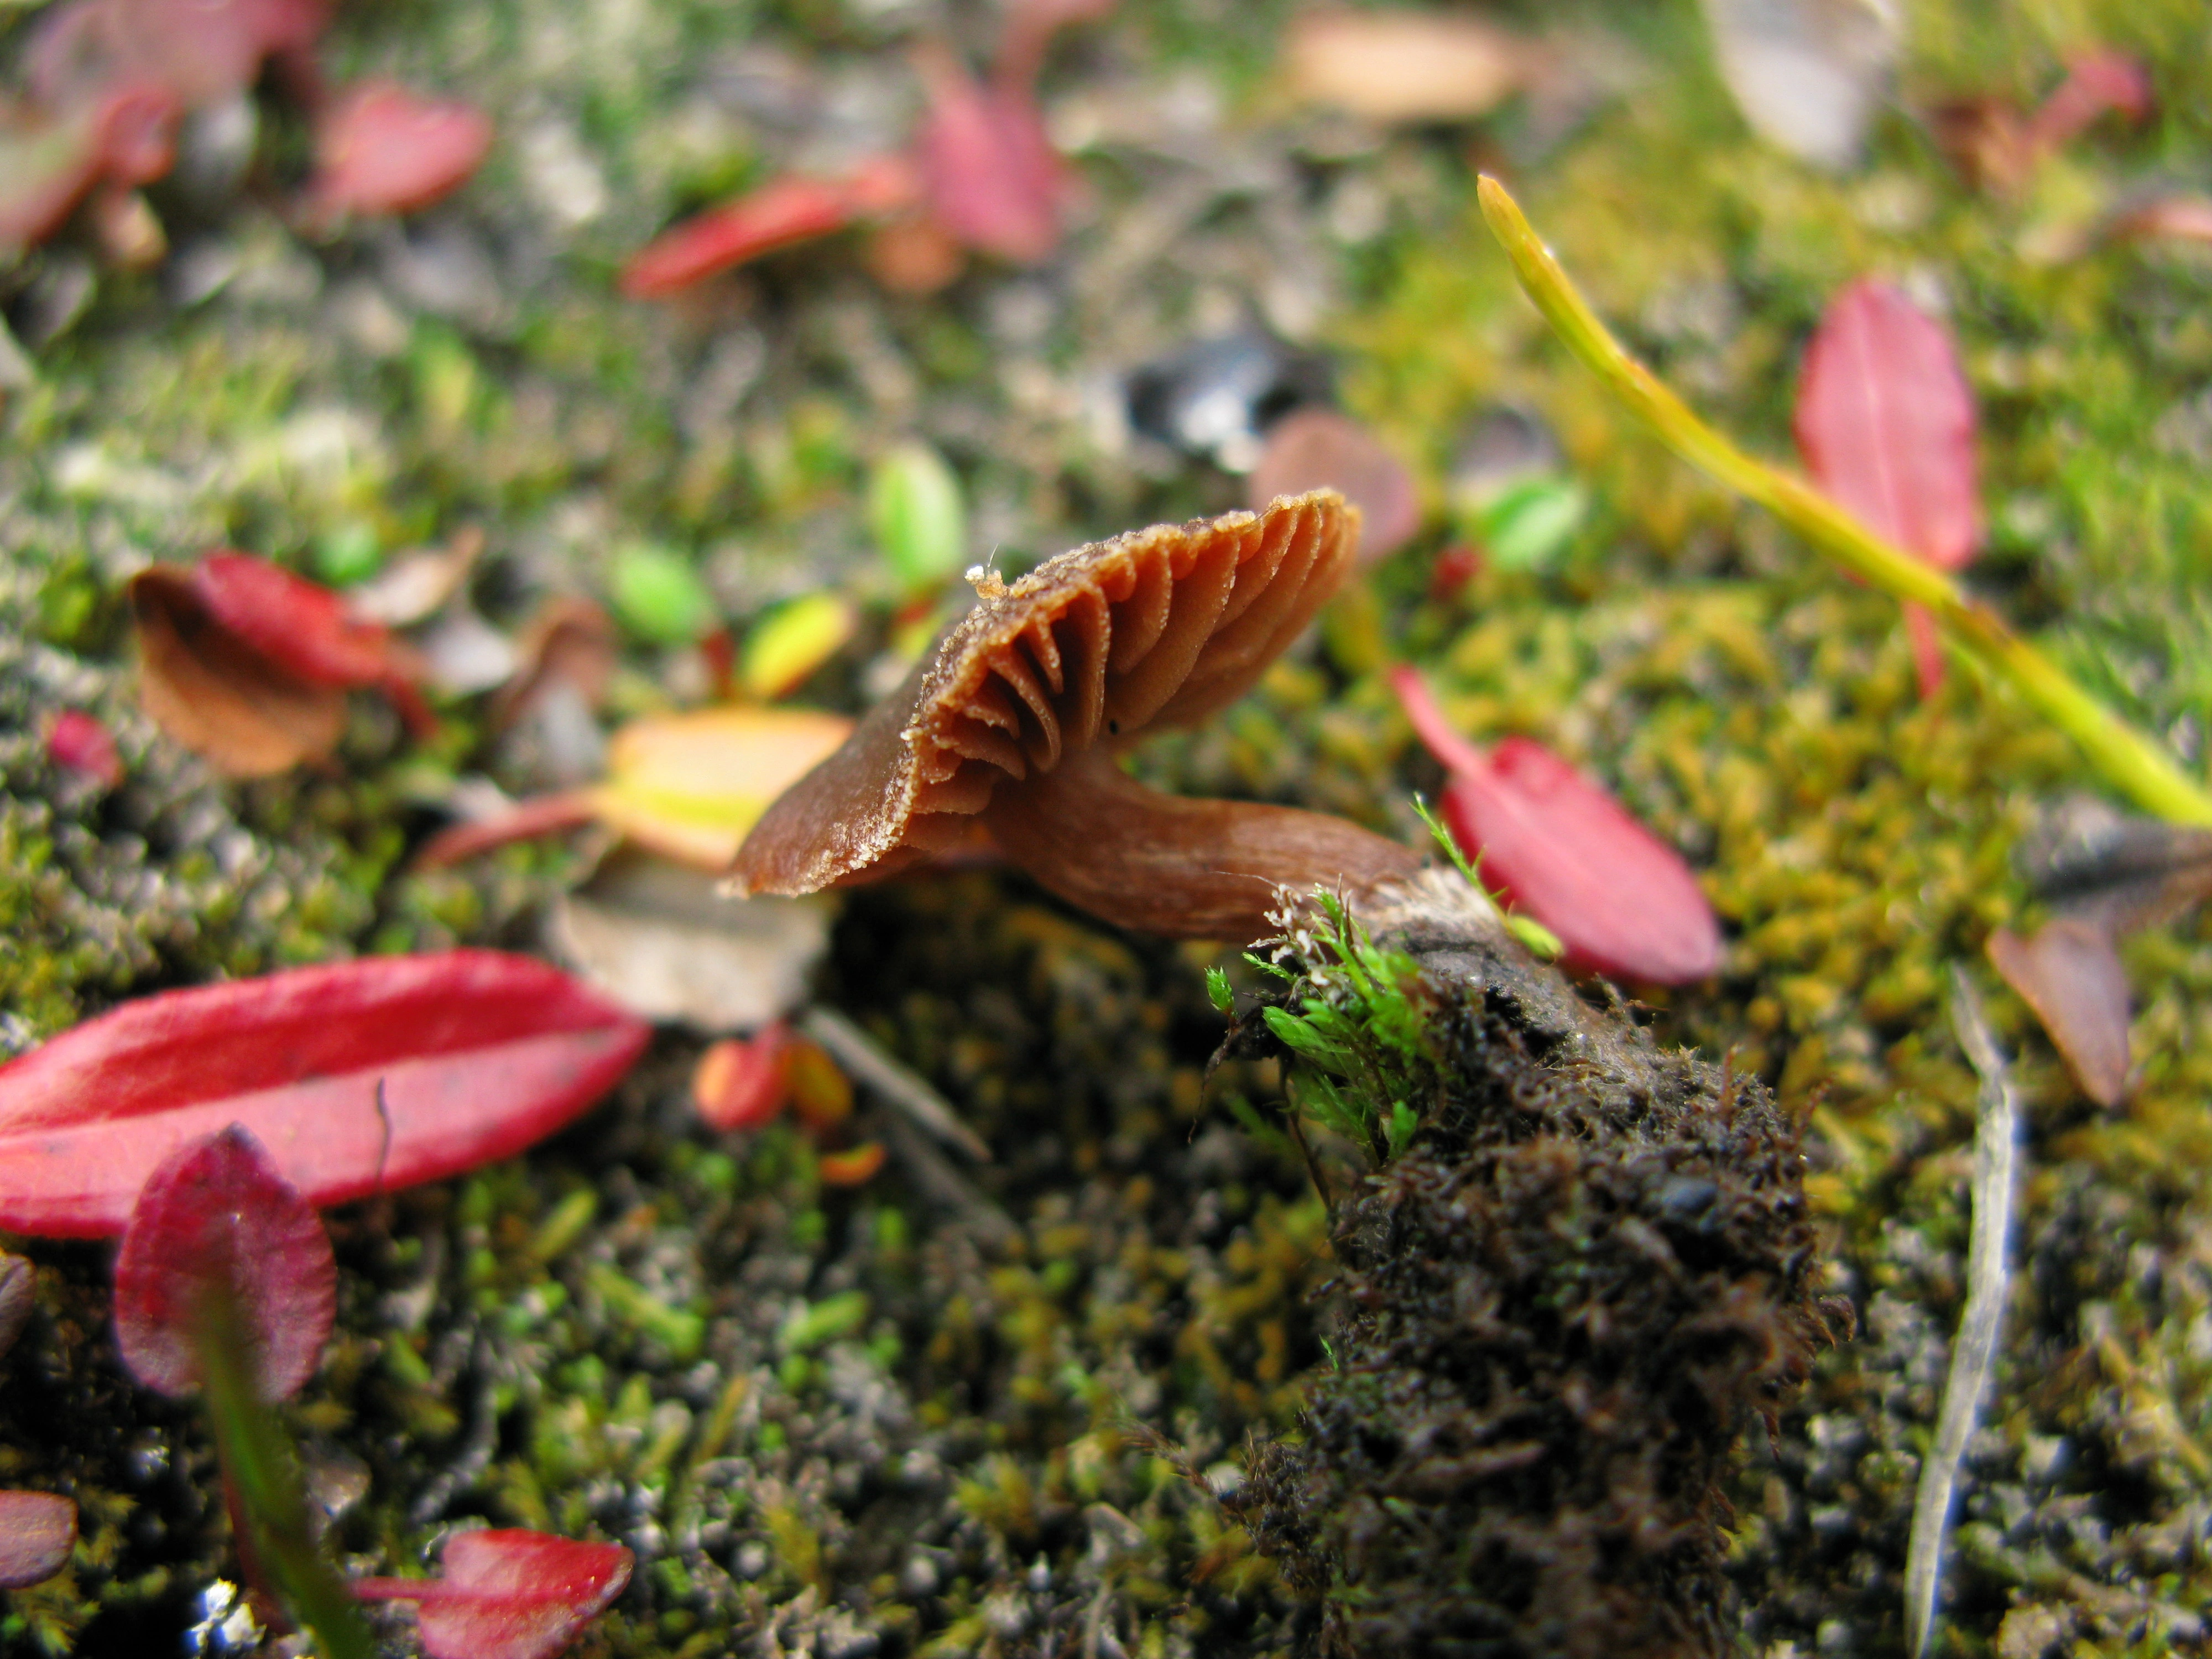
[801,1004,991,1161]
[1906,969,2021,1659]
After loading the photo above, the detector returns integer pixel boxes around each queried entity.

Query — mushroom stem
[982,751,1424,942]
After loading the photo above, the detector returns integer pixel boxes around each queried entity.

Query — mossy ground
[3,0,2212,1653]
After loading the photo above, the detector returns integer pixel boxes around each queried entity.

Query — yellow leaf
[740,593,859,701]
[590,706,852,869]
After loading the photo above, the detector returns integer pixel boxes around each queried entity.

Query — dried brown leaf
[1987,919,2131,1107]
[130,567,347,777]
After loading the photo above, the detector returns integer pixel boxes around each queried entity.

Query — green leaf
[312,521,384,586]
[1474,477,1585,572]
[869,441,967,594]
[609,542,716,645]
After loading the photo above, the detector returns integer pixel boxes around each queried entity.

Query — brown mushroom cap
[735,490,1364,897]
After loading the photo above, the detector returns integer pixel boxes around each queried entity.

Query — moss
[1230,893,1842,1655]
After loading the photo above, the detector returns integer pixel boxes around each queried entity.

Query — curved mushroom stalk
[982,750,1423,942]
[733,493,1436,946]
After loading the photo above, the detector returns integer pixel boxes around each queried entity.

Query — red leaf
[915,43,1063,264]
[1988,920,2131,1108]
[619,164,917,299]
[0,951,650,1237]
[1796,280,1980,573]
[45,709,124,789]
[1394,667,1721,984]
[113,1125,335,1401]
[1796,279,1980,695]
[0,81,175,251]
[190,552,436,735]
[129,566,350,778]
[353,1530,633,1659]
[2027,50,2152,155]
[310,80,492,217]
[0,1491,76,1590]
[690,1024,792,1132]
[25,0,326,111]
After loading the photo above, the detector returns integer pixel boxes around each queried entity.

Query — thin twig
[801,1005,990,1161]
[1475,176,2212,828]
[1905,968,2021,1659]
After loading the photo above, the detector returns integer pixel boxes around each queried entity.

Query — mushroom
[732,490,1425,941]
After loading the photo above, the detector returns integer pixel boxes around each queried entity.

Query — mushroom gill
[733,490,1422,941]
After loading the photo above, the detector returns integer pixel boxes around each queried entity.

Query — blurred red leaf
[691,1024,793,1132]
[310,80,492,218]
[1929,49,2150,196]
[915,43,1063,265]
[620,161,919,298]
[353,1530,633,1659]
[191,552,434,732]
[0,1491,76,1590]
[0,951,650,1238]
[45,709,123,789]
[0,80,177,251]
[1794,279,1979,697]
[2026,49,2152,156]
[130,566,349,778]
[1988,919,2130,1107]
[2107,192,2212,247]
[113,1125,335,1401]
[1394,667,1721,984]
[1246,408,1422,565]
[25,0,326,112]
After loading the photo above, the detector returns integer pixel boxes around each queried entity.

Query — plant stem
[1475,176,2212,828]
[196,1293,377,1659]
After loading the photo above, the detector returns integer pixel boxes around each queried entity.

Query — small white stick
[801,1005,991,1161]
[1905,968,2021,1659]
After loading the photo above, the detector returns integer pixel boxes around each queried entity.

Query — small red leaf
[45,709,124,789]
[0,81,175,251]
[353,1530,632,1659]
[915,44,1063,264]
[113,1125,335,1401]
[1394,667,1721,984]
[130,566,350,778]
[619,166,916,298]
[310,80,492,217]
[1796,279,1980,696]
[1796,279,1980,575]
[192,552,431,727]
[0,951,650,1237]
[0,1491,76,1590]
[691,1024,792,1132]
[2027,50,2152,155]
[1989,920,2131,1108]
[25,0,326,111]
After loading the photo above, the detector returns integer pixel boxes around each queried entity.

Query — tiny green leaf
[312,521,384,586]
[609,543,716,645]
[869,441,967,594]
[1475,477,1586,572]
